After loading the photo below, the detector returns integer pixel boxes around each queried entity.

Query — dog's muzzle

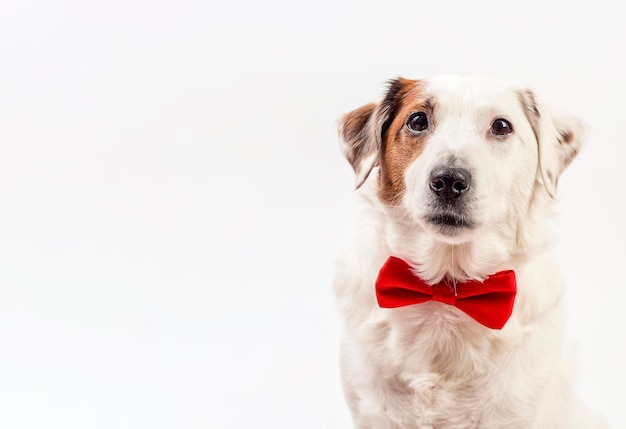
[426,166,474,230]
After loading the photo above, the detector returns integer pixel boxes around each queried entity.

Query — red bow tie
[375,256,517,329]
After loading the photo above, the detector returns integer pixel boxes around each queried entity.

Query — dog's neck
[381,222,506,283]
[373,192,554,284]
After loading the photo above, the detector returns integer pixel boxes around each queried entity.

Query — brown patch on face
[377,79,436,204]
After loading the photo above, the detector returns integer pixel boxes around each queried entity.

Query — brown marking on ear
[518,89,541,141]
[558,130,574,145]
[518,91,542,156]
[376,79,435,204]
[518,88,587,198]
[562,145,580,168]
[525,90,540,118]
[340,103,377,172]
[518,89,557,197]
[558,127,579,169]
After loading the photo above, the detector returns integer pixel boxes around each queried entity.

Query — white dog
[334,75,604,428]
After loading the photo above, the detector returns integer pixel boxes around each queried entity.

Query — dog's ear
[339,78,411,189]
[519,90,588,198]
[338,103,379,188]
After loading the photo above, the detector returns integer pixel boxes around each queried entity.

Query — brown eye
[406,112,429,133]
[491,118,513,136]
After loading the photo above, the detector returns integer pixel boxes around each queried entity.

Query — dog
[334,75,605,428]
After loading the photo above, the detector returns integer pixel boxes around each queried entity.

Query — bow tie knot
[431,283,458,306]
[375,256,517,330]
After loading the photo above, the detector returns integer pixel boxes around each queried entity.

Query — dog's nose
[429,167,472,201]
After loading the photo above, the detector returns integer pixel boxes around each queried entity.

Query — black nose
[429,167,472,201]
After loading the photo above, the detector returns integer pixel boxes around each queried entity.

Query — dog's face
[340,75,585,244]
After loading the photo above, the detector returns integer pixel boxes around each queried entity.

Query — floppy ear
[338,103,379,188]
[519,90,588,198]
[338,78,410,189]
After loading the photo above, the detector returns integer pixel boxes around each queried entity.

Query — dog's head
[339,75,586,244]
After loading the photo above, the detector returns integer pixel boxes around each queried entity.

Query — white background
[0,0,624,428]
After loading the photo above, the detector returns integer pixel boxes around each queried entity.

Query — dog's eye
[406,112,429,133]
[491,118,513,136]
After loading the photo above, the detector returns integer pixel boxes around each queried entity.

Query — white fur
[334,76,604,428]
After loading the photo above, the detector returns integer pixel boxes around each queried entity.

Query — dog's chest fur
[335,207,566,428]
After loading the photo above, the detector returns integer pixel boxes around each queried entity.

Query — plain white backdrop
[0,0,624,428]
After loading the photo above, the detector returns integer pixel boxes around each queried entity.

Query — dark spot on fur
[558,130,574,145]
